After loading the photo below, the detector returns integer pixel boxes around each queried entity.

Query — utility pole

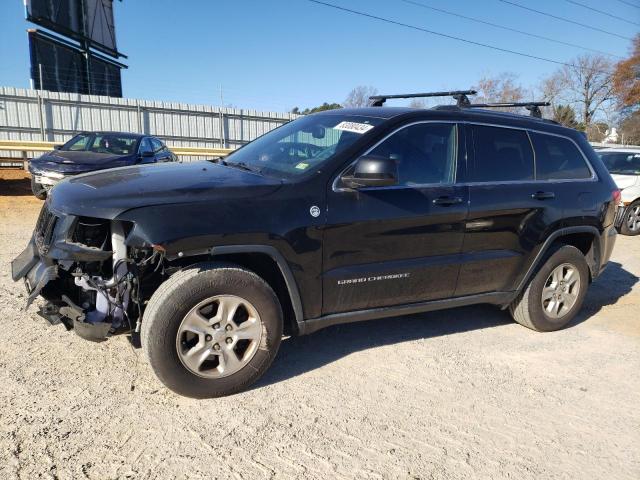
[218,84,226,149]
[38,63,44,90]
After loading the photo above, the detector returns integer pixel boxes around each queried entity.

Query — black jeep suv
[12,92,619,398]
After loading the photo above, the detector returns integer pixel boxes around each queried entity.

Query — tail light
[612,189,622,207]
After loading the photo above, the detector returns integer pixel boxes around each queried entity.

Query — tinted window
[470,125,534,182]
[531,133,591,180]
[368,123,458,185]
[151,138,164,152]
[599,152,640,175]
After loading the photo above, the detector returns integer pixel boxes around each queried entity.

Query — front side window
[531,133,591,180]
[151,138,164,152]
[368,123,457,185]
[599,152,640,175]
[138,138,153,154]
[469,125,534,182]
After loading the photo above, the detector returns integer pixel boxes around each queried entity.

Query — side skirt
[297,291,516,335]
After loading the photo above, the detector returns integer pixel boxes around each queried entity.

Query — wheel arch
[167,245,303,335]
[516,226,601,294]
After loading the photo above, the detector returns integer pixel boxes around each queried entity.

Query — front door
[322,122,469,314]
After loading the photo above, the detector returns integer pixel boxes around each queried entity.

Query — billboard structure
[25,0,126,97]
[29,30,123,97]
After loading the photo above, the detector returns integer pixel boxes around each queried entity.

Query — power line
[498,0,633,41]
[613,0,640,10]
[564,0,640,27]
[306,0,613,73]
[400,0,623,59]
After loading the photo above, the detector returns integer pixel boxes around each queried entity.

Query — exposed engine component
[71,221,132,340]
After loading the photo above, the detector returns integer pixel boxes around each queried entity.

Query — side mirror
[341,155,398,189]
[53,145,62,150]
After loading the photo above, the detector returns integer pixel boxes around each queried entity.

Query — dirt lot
[0,169,639,480]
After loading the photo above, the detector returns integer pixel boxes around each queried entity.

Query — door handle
[433,196,463,206]
[531,191,555,200]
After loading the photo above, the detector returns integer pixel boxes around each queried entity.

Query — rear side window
[531,133,591,180]
[469,125,534,182]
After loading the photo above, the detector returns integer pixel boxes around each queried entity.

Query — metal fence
[0,86,297,160]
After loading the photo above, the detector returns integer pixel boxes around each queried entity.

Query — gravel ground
[1,169,639,480]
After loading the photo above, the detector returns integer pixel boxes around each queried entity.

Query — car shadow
[571,261,639,326]
[0,175,33,196]
[256,261,638,389]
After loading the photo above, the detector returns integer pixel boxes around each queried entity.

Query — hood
[31,150,134,173]
[48,161,283,219]
[610,173,639,190]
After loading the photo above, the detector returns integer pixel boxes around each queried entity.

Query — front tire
[142,262,283,398]
[30,177,47,200]
[620,200,640,236]
[510,245,589,332]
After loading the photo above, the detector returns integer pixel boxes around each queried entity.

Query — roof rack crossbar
[369,90,477,107]
[468,101,550,118]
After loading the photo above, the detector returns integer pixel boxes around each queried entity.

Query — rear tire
[509,245,589,332]
[30,177,47,200]
[620,200,640,236]
[142,262,283,398]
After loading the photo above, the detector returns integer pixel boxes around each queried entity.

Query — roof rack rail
[468,101,550,119]
[369,90,477,107]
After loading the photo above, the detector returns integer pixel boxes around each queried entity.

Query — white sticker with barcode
[334,121,374,134]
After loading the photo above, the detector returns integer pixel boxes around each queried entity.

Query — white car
[598,148,640,235]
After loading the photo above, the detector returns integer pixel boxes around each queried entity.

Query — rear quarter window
[530,133,592,180]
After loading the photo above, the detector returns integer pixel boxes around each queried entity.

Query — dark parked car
[29,131,178,199]
[12,91,619,398]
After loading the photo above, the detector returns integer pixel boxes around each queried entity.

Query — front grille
[34,203,58,254]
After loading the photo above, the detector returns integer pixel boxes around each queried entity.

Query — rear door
[322,121,469,314]
[455,124,565,296]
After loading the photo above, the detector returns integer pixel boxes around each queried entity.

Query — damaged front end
[11,201,162,342]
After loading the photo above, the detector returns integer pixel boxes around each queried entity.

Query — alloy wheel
[541,263,581,320]
[176,295,263,378]
[627,205,640,232]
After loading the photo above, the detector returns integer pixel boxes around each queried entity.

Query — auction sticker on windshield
[334,121,374,134]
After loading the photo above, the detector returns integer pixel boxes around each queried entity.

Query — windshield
[222,114,385,179]
[61,133,139,155]
[599,152,640,175]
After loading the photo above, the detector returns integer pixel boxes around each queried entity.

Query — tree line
[291,34,639,144]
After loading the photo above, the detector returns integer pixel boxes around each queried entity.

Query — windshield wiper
[225,160,261,174]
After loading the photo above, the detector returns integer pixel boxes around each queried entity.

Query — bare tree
[473,73,525,112]
[408,98,425,109]
[344,86,378,107]
[543,54,614,126]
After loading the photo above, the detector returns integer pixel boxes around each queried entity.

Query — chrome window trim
[331,119,598,193]
[464,122,597,184]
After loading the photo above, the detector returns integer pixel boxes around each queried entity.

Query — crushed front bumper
[12,205,120,342]
[11,237,57,308]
